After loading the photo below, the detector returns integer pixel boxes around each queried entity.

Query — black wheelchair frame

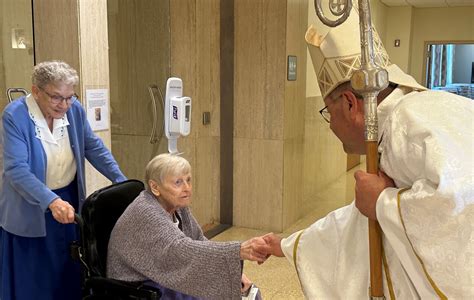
[71,179,161,300]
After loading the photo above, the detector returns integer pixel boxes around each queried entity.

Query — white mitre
[306,4,426,98]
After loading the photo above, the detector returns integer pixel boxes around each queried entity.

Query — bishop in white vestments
[265,6,474,299]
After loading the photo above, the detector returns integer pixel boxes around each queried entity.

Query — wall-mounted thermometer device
[164,77,192,154]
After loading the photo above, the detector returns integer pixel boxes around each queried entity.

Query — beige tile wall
[282,137,304,229]
[107,0,170,188]
[303,96,348,213]
[234,0,308,232]
[234,0,286,141]
[384,6,413,73]
[233,137,284,231]
[0,8,4,109]
[234,0,286,231]
[170,0,221,227]
[0,26,4,112]
[282,0,308,229]
[0,0,34,112]
[33,0,80,72]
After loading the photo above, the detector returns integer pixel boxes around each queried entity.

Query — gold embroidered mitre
[306,5,391,98]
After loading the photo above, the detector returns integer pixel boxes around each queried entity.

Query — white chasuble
[282,89,474,299]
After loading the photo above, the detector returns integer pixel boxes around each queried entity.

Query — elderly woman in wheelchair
[107,153,269,299]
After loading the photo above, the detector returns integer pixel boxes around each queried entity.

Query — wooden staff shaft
[366,141,384,297]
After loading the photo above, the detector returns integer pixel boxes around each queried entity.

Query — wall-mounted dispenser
[164,77,191,154]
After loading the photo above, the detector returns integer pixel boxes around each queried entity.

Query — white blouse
[172,213,180,229]
[26,95,76,190]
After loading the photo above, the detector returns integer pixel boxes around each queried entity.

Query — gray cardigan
[107,191,242,299]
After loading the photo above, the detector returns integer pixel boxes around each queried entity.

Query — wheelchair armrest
[85,277,161,300]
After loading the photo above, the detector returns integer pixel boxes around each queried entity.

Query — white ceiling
[380,0,474,7]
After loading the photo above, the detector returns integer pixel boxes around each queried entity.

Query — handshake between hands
[239,233,285,264]
[239,233,285,296]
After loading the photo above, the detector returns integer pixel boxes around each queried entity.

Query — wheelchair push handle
[74,213,84,228]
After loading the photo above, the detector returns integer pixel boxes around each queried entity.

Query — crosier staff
[314,0,388,298]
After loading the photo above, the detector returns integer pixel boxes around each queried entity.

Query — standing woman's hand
[48,198,75,224]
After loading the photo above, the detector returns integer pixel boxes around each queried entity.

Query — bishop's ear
[341,91,363,120]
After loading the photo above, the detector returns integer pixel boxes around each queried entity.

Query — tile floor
[211,164,364,299]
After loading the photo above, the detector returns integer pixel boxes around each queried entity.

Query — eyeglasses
[40,87,77,105]
[319,105,330,123]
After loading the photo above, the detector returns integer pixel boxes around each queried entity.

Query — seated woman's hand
[241,273,252,294]
[240,236,271,263]
[49,198,75,224]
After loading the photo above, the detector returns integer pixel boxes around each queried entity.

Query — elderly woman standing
[107,153,268,299]
[0,61,126,300]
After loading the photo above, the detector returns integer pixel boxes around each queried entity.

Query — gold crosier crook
[313,0,389,299]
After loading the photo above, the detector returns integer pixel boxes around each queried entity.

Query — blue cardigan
[0,96,126,237]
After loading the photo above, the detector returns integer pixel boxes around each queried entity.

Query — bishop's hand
[354,170,395,220]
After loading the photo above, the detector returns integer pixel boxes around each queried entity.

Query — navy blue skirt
[0,181,82,300]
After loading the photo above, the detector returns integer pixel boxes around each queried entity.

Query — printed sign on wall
[86,89,109,131]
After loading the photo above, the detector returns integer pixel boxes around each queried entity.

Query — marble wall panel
[0,0,34,111]
[282,137,304,229]
[234,0,286,141]
[303,96,347,213]
[33,0,80,74]
[233,137,284,231]
[170,0,221,227]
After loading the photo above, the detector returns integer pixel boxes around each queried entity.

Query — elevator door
[108,0,170,181]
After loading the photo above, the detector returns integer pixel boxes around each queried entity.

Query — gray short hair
[145,153,191,192]
[32,60,79,89]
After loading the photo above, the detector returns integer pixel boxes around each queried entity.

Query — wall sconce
[11,28,29,49]
[394,39,400,47]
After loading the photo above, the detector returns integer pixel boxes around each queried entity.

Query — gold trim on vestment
[292,230,305,294]
[382,246,396,299]
[397,188,448,299]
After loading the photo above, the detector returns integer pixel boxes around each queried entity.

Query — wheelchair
[71,179,161,300]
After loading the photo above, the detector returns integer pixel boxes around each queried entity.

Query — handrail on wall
[7,88,29,102]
